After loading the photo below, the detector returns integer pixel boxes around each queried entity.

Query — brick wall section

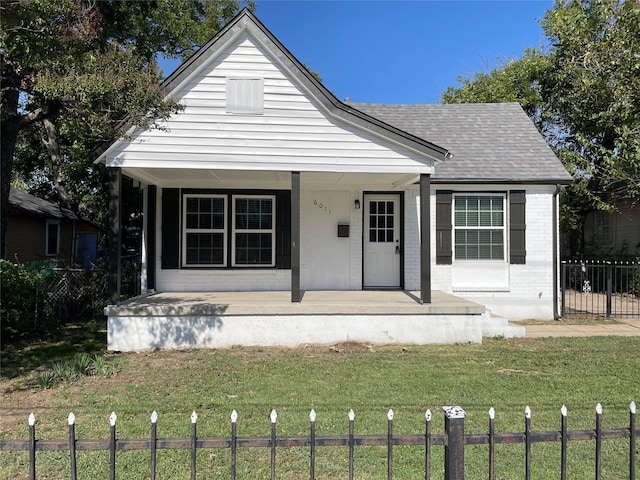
[405,186,557,320]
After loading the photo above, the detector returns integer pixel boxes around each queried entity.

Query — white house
[99,9,572,351]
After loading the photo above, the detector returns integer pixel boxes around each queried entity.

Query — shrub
[0,259,41,339]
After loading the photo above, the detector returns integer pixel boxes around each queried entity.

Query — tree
[443,0,640,252]
[0,0,251,259]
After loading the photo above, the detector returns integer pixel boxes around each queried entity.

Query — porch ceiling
[123,168,420,189]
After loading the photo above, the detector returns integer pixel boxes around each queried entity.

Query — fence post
[606,262,613,318]
[443,406,465,480]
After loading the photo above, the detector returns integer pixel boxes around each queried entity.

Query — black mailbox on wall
[337,223,350,238]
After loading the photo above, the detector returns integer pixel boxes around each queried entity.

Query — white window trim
[182,194,228,267]
[45,219,61,256]
[452,193,507,262]
[231,195,276,267]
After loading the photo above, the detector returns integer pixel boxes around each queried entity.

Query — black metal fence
[561,260,640,317]
[1,404,637,480]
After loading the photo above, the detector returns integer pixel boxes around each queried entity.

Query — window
[368,200,395,243]
[46,220,60,256]
[233,196,275,266]
[183,195,227,266]
[182,194,275,267]
[453,194,505,261]
[589,211,612,244]
[226,77,264,114]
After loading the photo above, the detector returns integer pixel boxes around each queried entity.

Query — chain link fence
[35,263,140,328]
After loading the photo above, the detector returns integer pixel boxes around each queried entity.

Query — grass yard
[1,325,639,479]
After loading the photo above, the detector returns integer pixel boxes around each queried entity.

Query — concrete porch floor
[105,290,486,316]
[105,290,523,351]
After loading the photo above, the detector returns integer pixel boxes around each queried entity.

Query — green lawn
[1,334,638,479]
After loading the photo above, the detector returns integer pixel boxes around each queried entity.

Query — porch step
[482,312,526,339]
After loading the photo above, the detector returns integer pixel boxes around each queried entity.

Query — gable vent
[227,77,264,114]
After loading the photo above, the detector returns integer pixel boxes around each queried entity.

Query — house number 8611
[313,199,331,215]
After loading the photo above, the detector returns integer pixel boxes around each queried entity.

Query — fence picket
[560,405,567,480]
[150,411,158,480]
[387,409,394,480]
[425,410,431,480]
[631,402,637,480]
[310,409,316,480]
[270,409,277,480]
[28,413,36,480]
[348,409,355,480]
[488,408,495,480]
[109,412,116,480]
[68,413,77,480]
[231,410,237,480]
[190,411,197,480]
[524,406,531,480]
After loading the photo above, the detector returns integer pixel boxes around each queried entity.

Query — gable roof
[9,188,84,221]
[96,8,449,165]
[350,102,572,184]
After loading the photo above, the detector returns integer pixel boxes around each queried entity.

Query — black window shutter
[509,190,526,264]
[436,191,452,265]
[161,188,180,269]
[275,191,291,269]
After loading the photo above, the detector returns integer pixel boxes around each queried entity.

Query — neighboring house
[583,202,640,257]
[99,10,572,350]
[6,188,99,267]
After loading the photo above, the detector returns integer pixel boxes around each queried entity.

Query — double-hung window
[183,195,227,266]
[454,194,505,261]
[232,196,275,266]
[182,194,275,267]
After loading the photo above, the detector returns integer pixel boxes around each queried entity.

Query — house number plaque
[313,199,331,215]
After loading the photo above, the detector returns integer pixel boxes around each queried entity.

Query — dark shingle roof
[9,188,83,221]
[351,102,572,184]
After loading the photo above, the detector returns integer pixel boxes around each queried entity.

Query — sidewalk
[524,317,640,338]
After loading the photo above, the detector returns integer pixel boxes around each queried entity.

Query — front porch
[105,290,524,351]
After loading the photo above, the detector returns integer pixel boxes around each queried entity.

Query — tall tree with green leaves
[0,0,251,259]
[443,0,640,251]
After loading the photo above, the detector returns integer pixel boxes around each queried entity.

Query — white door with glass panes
[363,194,400,287]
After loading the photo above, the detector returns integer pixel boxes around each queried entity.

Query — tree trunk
[42,117,73,210]
[0,82,20,260]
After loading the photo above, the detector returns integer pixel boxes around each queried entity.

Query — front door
[363,194,401,288]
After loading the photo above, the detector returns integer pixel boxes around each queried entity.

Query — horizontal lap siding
[108,34,429,172]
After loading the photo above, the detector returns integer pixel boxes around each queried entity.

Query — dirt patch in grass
[517,315,621,325]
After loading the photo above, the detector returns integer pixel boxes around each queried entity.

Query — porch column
[420,174,431,304]
[291,171,301,302]
[145,185,157,292]
[108,167,122,305]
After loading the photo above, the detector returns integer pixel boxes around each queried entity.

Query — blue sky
[162,0,555,104]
